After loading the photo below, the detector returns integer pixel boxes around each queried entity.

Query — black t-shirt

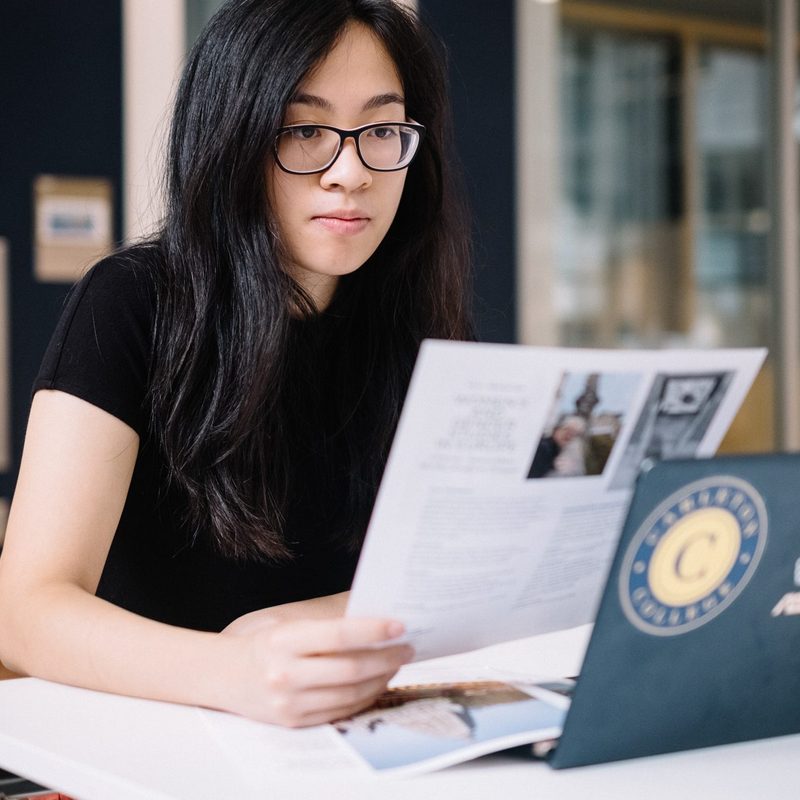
[33,253,360,632]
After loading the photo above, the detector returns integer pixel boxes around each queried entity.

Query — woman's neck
[292,270,339,313]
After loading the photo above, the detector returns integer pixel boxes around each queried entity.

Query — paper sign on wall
[34,175,113,282]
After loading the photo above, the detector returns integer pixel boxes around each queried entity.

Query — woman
[0,0,472,726]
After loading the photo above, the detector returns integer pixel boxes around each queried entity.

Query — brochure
[325,630,588,776]
[346,340,766,661]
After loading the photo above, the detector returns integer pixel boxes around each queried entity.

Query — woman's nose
[319,138,372,191]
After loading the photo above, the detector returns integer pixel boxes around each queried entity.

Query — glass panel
[695,45,769,348]
[558,27,683,348]
[186,0,226,48]
[556,12,775,451]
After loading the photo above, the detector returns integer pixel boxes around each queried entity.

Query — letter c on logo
[674,532,717,582]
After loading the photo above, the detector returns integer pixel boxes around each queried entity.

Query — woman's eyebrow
[288,92,405,113]
[289,93,334,111]
[361,92,405,111]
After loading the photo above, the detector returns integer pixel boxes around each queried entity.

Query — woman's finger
[272,644,413,691]
[265,616,405,655]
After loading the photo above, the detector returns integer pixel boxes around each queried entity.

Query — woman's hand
[221,616,412,728]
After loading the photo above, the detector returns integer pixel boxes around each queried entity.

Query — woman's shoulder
[35,243,166,437]
[75,243,161,311]
[61,244,163,342]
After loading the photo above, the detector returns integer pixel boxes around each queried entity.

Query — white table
[1,629,798,800]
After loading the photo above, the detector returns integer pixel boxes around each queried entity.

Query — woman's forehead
[291,23,404,115]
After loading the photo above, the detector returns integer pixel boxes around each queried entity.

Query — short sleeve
[33,255,155,437]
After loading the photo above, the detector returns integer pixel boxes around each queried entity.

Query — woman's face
[269,23,409,310]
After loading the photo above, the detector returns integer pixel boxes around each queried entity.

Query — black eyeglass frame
[274,121,426,175]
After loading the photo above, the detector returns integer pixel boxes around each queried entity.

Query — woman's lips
[312,215,370,235]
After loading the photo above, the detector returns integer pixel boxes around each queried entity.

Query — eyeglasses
[274,122,425,175]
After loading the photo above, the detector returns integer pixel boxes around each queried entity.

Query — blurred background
[0,0,798,540]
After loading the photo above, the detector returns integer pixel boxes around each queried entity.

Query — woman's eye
[291,126,320,140]
[369,126,398,140]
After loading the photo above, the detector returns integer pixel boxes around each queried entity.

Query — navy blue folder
[549,453,800,768]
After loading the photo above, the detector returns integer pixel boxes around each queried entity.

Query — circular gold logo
[620,476,767,636]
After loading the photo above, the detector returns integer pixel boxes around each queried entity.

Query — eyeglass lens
[276,124,419,173]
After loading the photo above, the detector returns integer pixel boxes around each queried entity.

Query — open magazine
[347,340,766,661]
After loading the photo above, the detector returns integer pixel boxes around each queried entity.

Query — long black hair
[148,0,473,561]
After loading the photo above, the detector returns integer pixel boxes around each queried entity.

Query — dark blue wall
[420,0,517,343]
[0,1,123,496]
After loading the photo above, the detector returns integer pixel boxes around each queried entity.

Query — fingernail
[387,620,405,638]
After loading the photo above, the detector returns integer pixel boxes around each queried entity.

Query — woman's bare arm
[0,391,411,726]
[223,591,350,636]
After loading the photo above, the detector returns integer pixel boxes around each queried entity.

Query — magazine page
[328,627,592,777]
[347,340,767,660]
[328,680,565,777]
[390,623,592,689]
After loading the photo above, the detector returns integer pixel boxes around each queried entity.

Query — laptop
[547,452,800,768]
